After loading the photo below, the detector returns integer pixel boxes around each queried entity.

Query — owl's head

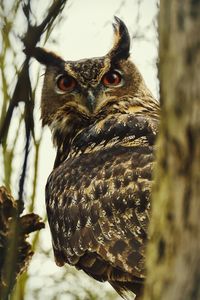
[29,17,158,133]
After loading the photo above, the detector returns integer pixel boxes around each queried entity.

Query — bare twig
[0,0,67,145]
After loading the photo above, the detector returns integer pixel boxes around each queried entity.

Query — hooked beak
[86,90,96,113]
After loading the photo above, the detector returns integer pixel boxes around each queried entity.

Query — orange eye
[102,71,122,87]
[56,75,76,92]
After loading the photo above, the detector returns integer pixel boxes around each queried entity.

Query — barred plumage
[31,17,159,299]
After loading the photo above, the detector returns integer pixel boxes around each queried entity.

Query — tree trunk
[144,1,200,300]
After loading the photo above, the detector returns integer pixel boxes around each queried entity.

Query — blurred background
[0,0,159,299]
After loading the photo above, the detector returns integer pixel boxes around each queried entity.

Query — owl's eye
[102,71,122,87]
[56,75,76,92]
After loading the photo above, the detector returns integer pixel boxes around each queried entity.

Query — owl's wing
[46,113,157,285]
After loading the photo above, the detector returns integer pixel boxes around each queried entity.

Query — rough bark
[143,1,200,300]
[0,187,45,299]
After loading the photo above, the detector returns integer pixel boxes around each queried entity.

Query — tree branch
[0,186,45,300]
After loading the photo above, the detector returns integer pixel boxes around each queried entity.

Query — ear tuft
[108,17,130,61]
[24,47,64,67]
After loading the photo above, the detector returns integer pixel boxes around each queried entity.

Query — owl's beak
[86,90,96,113]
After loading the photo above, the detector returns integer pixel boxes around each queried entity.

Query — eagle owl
[30,17,159,300]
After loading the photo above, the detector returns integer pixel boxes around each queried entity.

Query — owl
[29,17,159,300]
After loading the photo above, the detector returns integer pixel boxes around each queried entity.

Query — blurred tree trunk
[144,1,200,300]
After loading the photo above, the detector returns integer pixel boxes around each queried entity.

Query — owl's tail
[109,280,144,300]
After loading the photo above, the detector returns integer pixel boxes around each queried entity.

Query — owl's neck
[51,113,89,168]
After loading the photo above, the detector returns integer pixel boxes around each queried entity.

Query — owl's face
[30,17,158,136]
[41,56,143,124]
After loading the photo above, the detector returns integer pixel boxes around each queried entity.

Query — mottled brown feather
[46,112,159,299]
